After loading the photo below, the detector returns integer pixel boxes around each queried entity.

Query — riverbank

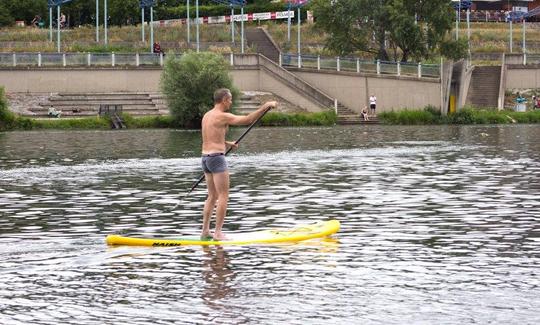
[0,111,338,131]
[379,107,540,125]
[2,108,540,132]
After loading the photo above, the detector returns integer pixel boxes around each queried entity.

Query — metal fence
[280,53,441,79]
[0,52,170,67]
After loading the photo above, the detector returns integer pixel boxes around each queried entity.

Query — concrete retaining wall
[292,70,441,113]
[0,68,162,93]
[0,66,442,113]
[506,66,540,89]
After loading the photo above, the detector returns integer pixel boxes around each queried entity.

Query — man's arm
[224,101,277,126]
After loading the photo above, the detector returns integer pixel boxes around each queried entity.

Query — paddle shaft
[187,106,272,195]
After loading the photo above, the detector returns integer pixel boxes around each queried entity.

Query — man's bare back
[201,109,231,154]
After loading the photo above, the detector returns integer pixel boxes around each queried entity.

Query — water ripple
[0,125,539,324]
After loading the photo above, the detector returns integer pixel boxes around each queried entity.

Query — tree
[0,2,14,27]
[108,0,139,26]
[0,87,15,131]
[312,0,463,62]
[3,0,47,25]
[160,52,239,128]
[310,0,375,57]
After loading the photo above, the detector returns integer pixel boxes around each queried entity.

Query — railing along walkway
[280,53,441,79]
[0,52,442,80]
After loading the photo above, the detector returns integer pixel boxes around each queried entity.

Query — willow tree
[160,51,239,128]
[311,0,467,62]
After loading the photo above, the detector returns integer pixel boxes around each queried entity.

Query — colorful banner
[152,10,295,26]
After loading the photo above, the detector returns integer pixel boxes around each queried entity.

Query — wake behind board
[106,220,340,247]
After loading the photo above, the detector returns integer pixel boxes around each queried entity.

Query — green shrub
[121,114,175,128]
[160,51,239,128]
[0,87,16,131]
[261,110,336,126]
[32,117,110,129]
[379,106,443,125]
[450,108,476,124]
[14,117,35,130]
[377,106,540,125]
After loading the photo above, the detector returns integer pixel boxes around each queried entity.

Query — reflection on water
[0,125,539,324]
[202,246,235,303]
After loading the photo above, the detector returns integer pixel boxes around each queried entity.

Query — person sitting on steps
[48,105,61,118]
[360,106,370,121]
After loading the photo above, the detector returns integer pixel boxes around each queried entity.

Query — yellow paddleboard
[106,220,340,247]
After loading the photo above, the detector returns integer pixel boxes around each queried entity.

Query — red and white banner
[152,10,295,27]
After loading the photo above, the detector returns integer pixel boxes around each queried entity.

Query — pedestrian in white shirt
[369,95,377,116]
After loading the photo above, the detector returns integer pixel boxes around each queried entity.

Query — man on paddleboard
[201,88,277,240]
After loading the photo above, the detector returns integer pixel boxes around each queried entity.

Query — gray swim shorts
[201,153,228,174]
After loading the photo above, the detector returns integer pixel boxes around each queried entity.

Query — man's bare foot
[212,232,228,241]
[200,231,213,240]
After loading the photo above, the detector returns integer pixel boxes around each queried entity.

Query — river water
[0,125,539,324]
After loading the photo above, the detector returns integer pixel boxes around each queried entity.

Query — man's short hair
[214,88,232,104]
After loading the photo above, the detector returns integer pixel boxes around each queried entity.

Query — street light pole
[187,0,190,44]
[231,5,235,44]
[141,8,145,42]
[57,6,61,53]
[241,5,244,53]
[104,0,108,45]
[49,6,53,42]
[196,0,199,52]
[96,0,99,42]
[510,19,513,53]
[297,7,301,57]
[522,18,526,53]
[150,6,154,53]
[287,4,291,43]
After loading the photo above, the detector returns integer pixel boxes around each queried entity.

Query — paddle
[186,105,272,196]
[161,105,272,214]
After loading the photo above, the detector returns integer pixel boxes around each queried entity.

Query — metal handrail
[280,53,442,79]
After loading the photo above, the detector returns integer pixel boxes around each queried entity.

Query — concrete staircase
[466,66,501,108]
[28,92,167,117]
[245,27,281,63]
[336,103,379,125]
[236,94,261,114]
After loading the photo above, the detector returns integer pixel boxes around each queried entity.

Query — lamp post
[104,0,108,45]
[150,6,154,53]
[141,7,145,42]
[96,0,99,42]
[196,0,199,52]
[57,5,61,52]
[187,0,190,44]
[522,18,526,54]
[231,5,234,44]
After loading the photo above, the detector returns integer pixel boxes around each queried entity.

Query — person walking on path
[200,88,277,240]
[369,94,377,116]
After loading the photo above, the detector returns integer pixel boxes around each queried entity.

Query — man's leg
[212,170,230,240]
[201,172,217,238]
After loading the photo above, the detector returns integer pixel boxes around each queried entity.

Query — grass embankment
[1,94,336,132]
[0,111,335,130]
[261,110,336,126]
[0,24,248,53]
[1,114,177,131]
[379,107,540,125]
[2,22,539,56]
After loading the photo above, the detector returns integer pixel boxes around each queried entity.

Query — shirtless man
[201,88,277,240]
